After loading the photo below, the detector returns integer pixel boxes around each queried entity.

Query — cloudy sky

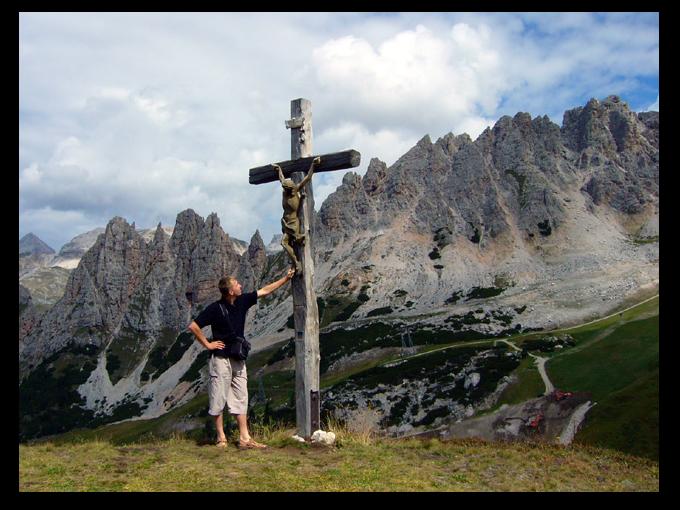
[19,12,659,252]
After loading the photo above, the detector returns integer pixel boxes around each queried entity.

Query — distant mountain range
[18,227,269,309]
[18,95,658,443]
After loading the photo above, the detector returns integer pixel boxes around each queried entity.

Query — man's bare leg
[214,413,227,443]
[235,414,250,442]
[235,414,267,448]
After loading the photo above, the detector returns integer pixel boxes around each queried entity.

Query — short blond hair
[218,276,237,297]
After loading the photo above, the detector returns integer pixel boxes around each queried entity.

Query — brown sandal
[216,439,228,448]
[238,438,267,449]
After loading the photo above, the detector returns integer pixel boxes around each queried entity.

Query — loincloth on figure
[281,217,298,233]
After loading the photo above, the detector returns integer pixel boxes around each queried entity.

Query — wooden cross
[249,98,360,439]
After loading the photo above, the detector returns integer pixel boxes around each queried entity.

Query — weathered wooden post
[249,98,360,439]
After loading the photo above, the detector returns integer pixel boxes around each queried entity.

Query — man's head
[218,276,242,300]
[282,178,296,191]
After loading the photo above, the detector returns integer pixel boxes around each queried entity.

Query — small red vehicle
[553,390,574,401]
[527,413,543,429]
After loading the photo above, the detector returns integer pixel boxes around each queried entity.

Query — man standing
[188,267,296,449]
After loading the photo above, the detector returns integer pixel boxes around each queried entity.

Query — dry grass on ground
[19,425,659,492]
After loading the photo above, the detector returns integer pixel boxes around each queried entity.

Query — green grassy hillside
[546,315,658,401]
[574,368,658,460]
[544,310,659,460]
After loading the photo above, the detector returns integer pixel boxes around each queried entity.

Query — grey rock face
[19,283,32,308]
[188,213,241,306]
[315,170,378,247]
[316,96,657,252]
[560,96,658,215]
[638,111,659,148]
[307,95,658,329]
[19,284,40,340]
[19,210,251,379]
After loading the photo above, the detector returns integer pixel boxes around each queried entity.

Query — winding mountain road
[499,339,554,395]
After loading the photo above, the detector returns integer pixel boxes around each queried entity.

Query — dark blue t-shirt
[193,291,258,356]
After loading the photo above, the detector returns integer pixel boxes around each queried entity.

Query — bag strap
[218,303,238,340]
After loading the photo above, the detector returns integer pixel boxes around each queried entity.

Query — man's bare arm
[187,321,225,351]
[257,268,295,298]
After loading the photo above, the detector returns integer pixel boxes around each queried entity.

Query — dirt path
[557,400,597,445]
[532,355,554,395]
[499,339,554,395]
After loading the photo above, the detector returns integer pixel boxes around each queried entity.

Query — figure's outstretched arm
[295,157,320,192]
[273,163,285,184]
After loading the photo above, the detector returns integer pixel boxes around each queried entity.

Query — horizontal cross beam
[249,149,360,185]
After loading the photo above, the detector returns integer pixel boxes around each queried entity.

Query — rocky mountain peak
[416,133,433,148]
[392,134,435,170]
[204,212,223,234]
[83,216,146,324]
[317,95,658,255]
[362,158,388,196]
[342,171,362,188]
[188,212,240,305]
[247,230,267,284]
[152,223,166,244]
[170,209,205,257]
[250,229,264,246]
[513,111,533,125]
[434,132,472,157]
[561,95,642,153]
[19,233,55,256]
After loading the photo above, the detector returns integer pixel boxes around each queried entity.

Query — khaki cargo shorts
[208,355,248,416]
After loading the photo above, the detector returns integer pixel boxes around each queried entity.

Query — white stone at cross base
[311,429,336,445]
[291,430,336,445]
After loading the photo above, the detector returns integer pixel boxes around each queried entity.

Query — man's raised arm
[257,268,296,298]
